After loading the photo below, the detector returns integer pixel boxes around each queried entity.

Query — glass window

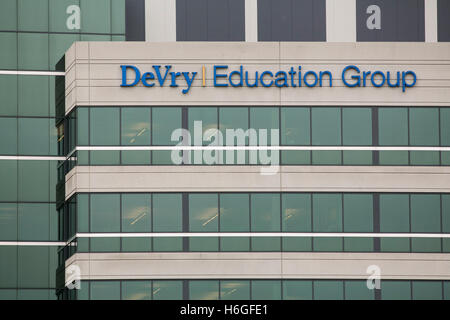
[219,107,249,164]
[313,194,343,252]
[282,194,312,252]
[18,0,49,32]
[49,0,80,32]
[380,194,410,252]
[153,194,183,251]
[251,193,280,251]
[18,246,49,288]
[410,108,439,165]
[0,0,17,30]
[18,76,49,116]
[281,107,310,165]
[121,107,151,145]
[189,107,218,164]
[381,281,411,300]
[0,160,17,201]
[379,108,408,165]
[18,289,51,300]
[189,280,219,300]
[80,0,111,34]
[0,33,17,69]
[251,280,281,300]
[18,203,49,241]
[90,108,120,145]
[314,280,344,300]
[18,118,49,155]
[443,195,450,252]
[412,281,442,300]
[77,108,89,145]
[0,203,17,241]
[0,290,17,300]
[410,194,441,252]
[18,160,50,202]
[152,107,182,164]
[122,194,151,252]
[220,193,250,251]
[122,281,151,300]
[90,281,120,300]
[444,281,450,300]
[112,0,126,34]
[250,107,279,164]
[0,247,17,288]
[441,109,450,165]
[189,194,218,251]
[283,280,313,300]
[90,194,120,232]
[49,34,80,70]
[344,280,374,300]
[311,108,341,165]
[18,33,49,70]
[0,75,18,116]
[343,107,372,165]
[343,194,373,252]
[153,280,183,300]
[0,118,17,155]
[220,280,250,300]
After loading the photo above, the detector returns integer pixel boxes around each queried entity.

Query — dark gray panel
[125,0,145,41]
[258,0,326,41]
[356,0,424,41]
[176,0,245,41]
[438,0,450,41]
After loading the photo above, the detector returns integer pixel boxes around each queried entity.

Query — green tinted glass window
[220,280,250,300]
[220,193,250,251]
[19,118,49,155]
[90,281,120,300]
[90,108,120,145]
[282,193,312,252]
[283,280,313,300]
[189,280,219,300]
[18,160,50,202]
[80,0,111,33]
[441,109,450,146]
[281,107,310,145]
[0,33,17,69]
[18,203,49,241]
[0,118,17,154]
[18,0,49,32]
[380,194,410,252]
[18,33,49,70]
[49,0,80,32]
[153,281,183,300]
[18,246,49,288]
[18,76,49,116]
[122,194,151,232]
[112,0,126,34]
[77,194,89,232]
[251,280,281,300]
[344,280,375,300]
[0,247,17,288]
[410,108,439,165]
[153,194,182,251]
[0,0,17,30]
[0,203,17,241]
[121,107,151,145]
[90,194,120,232]
[122,281,151,300]
[189,194,218,251]
[412,281,442,300]
[314,280,344,300]
[379,108,408,165]
[343,194,373,252]
[0,160,17,201]
[77,108,89,145]
[152,107,182,145]
[251,193,281,251]
[410,194,441,252]
[0,75,18,116]
[49,34,80,70]
[342,107,372,165]
[381,281,411,300]
[313,194,342,251]
[219,107,248,144]
[311,108,341,164]
[250,107,279,146]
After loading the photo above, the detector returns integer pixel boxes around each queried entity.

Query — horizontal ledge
[0,70,65,76]
[0,156,66,161]
[0,241,65,246]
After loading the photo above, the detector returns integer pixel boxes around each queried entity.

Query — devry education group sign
[120,64,417,94]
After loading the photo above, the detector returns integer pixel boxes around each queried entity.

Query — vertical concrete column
[326,0,356,42]
[145,0,177,42]
[245,0,258,42]
[425,0,438,42]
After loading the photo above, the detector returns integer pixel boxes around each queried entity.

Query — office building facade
[1,0,450,300]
